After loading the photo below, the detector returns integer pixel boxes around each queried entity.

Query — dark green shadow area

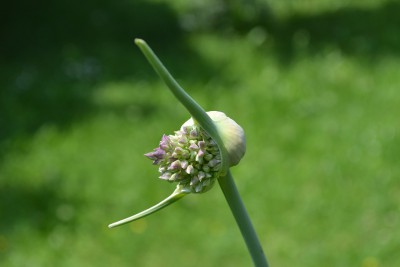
[0,0,211,156]
[270,1,400,63]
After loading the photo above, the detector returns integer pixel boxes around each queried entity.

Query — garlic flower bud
[145,111,246,193]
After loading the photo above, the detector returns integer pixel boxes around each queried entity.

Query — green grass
[1,1,400,266]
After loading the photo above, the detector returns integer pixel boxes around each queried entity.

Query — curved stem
[108,187,190,228]
[218,171,269,267]
[134,39,228,176]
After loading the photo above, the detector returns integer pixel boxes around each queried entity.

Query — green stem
[108,187,190,228]
[218,171,269,267]
[134,39,228,176]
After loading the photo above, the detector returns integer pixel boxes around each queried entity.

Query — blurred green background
[1,0,399,266]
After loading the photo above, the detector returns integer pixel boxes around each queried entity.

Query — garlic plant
[108,39,268,267]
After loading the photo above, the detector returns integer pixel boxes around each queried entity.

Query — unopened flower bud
[182,111,246,167]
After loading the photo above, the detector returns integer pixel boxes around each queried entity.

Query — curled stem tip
[108,187,190,228]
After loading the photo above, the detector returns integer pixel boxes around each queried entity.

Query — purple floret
[159,135,171,150]
[144,147,166,164]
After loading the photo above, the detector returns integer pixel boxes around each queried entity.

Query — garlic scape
[108,39,268,267]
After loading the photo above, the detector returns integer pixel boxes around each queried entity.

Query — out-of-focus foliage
[1,0,399,266]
